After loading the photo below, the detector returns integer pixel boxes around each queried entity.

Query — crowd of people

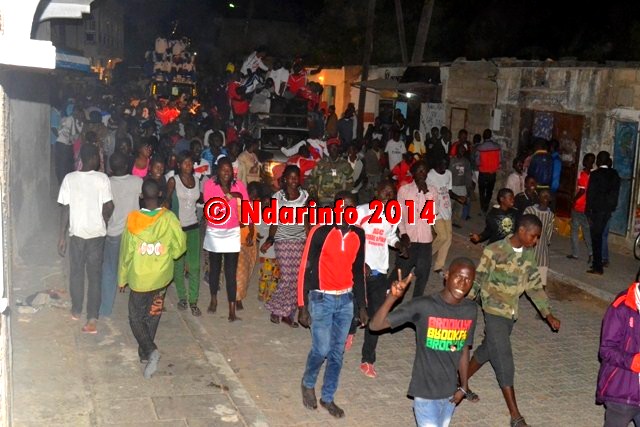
[52,44,630,426]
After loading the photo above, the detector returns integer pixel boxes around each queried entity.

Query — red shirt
[227,81,249,116]
[574,170,590,213]
[287,71,307,95]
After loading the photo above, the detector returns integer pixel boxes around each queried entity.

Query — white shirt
[268,68,290,96]
[427,169,453,220]
[385,139,406,171]
[356,204,400,274]
[349,157,364,194]
[241,51,268,75]
[506,172,525,195]
[107,175,143,236]
[58,170,113,239]
[56,116,82,145]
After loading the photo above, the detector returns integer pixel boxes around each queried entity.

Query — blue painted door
[610,121,638,235]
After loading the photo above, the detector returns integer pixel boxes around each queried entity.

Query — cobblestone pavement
[197,234,609,427]
[10,225,618,426]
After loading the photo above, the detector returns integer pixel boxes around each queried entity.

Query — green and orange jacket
[118,208,186,292]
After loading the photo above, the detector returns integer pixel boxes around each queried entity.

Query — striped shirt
[524,204,555,267]
[273,189,308,241]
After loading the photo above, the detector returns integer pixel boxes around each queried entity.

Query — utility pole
[357,0,376,139]
[410,0,435,65]
[395,0,408,65]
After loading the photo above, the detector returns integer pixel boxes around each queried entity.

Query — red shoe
[345,334,355,351]
[82,320,97,334]
[359,362,377,378]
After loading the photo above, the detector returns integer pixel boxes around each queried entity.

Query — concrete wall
[0,71,57,264]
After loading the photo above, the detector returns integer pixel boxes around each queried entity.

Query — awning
[56,50,91,73]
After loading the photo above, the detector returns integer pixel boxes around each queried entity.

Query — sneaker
[345,334,355,351]
[360,362,378,378]
[177,300,188,311]
[143,349,160,379]
[190,304,202,317]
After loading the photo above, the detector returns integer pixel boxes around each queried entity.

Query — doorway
[610,121,638,236]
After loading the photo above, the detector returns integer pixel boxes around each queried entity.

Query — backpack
[528,152,553,186]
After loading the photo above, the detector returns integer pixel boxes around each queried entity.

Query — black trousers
[395,242,433,298]
[128,286,167,360]
[478,172,497,213]
[589,211,611,272]
[604,402,640,427]
[208,252,239,302]
[69,236,104,320]
[361,273,390,364]
[55,142,74,185]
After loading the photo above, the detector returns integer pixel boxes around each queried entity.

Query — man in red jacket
[474,129,502,214]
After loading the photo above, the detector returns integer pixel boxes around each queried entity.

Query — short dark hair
[142,178,160,200]
[176,150,192,166]
[109,151,128,174]
[410,160,428,176]
[80,143,99,165]
[335,190,358,205]
[448,257,476,273]
[497,187,514,202]
[517,213,543,231]
[482,129,492,140]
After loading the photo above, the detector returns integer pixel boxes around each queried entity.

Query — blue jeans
[570,210,592,258]
[100,234,122,317]
[414,397,456,427]
[302,291,354,403]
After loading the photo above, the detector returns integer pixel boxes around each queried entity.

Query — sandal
[510,416,529,427]
[270,314,280,324]
[177,299,188,311]
[466,389,480,403]
[282,315,299,328]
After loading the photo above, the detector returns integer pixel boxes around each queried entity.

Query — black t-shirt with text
[388,293,477,400]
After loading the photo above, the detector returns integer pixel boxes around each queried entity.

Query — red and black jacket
[297,224,366,309]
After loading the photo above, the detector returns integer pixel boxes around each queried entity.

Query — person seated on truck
[249,78,273,120]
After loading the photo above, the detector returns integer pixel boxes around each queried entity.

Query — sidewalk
[453,199,638,303]
[10,244,269,427]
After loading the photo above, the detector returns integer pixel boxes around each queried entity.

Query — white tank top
[174,175,199,227]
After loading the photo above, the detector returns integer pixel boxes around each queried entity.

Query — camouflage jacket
[467,236,551,320]
[307,157,353,204]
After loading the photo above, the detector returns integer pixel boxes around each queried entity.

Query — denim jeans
[100,234,122,317]
[570,210,592,259]
[302,291,354,403]
[413,396,456,427]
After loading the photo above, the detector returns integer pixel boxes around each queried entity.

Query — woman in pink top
[203,157,251,322]
[131,140,152,178]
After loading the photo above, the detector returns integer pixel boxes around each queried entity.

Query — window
[85,18,96,44]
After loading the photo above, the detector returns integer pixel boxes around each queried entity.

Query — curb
[173,295,270,427]
[451,231,617,304]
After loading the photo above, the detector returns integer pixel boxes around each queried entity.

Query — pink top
[397,181,434,244]
[203,179,249,229]
[131,158,150,178]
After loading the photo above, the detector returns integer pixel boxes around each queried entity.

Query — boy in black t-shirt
[370,258,478,427]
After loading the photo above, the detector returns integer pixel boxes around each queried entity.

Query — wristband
[457,387,468,398]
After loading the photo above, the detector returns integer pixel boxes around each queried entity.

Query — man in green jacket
[466,214,561,427]
[119,179,186,379]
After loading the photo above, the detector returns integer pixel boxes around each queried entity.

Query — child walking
[118,180,186,378]
[524,188,555,287]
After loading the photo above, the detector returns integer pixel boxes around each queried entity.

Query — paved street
[10,222,618,426]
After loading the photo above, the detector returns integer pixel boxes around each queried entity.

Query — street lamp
[228,3,235,8]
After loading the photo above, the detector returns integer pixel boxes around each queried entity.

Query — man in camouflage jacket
[307,138,353,206]
[466,214,561,427]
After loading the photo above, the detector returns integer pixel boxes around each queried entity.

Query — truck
[144,36,197,99]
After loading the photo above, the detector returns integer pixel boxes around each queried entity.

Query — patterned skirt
[265,239,306,318]
[258,257,280,302]
[236,226,258,301]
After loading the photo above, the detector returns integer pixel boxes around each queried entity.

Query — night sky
[124,0,640,70]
